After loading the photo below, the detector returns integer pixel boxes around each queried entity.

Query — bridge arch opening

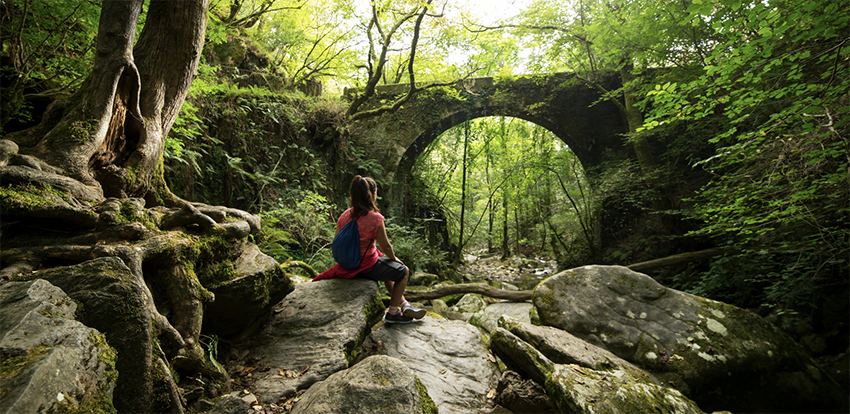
[354,74,630,270]
[395,107,594,184]
[397,115,596,269]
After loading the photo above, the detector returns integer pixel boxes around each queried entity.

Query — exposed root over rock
[1,156,281,412]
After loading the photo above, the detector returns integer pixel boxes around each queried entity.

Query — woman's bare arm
[375,221,401,263]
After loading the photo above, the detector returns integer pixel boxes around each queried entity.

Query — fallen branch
[404,283,531,302]
[626,247,741,273]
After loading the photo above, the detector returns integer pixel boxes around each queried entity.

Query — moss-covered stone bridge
[346,73,632,205]
[348,73,631,206]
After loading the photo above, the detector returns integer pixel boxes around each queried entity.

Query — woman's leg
[359,258,419,322]
[384,278,409,307]
[387,266,409,307]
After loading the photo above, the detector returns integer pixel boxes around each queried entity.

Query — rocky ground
[212,254,551,414]
[9,248,844,414]
[200,256,848,414]
[457,253,558,290]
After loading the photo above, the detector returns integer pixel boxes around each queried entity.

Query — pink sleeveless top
[313,208,384,280]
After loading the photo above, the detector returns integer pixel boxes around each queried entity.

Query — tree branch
[626,247,742,273]
[465,23,592,46]
[347,0,431,117]
[405,283,532,302]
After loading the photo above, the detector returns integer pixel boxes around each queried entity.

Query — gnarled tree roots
[1,149,267,411]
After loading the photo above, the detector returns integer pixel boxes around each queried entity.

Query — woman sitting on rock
[313,175,426,323]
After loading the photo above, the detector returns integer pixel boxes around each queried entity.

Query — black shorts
[356,256,407,282]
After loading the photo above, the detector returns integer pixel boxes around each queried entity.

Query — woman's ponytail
[349,175,379,219]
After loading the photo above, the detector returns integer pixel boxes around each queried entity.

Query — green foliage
[204,10,230,46]
[166,101,203,160]
[416,86,467,104]
[516,0,714,76]
[258,190,336,270]
[199,334,225,375]
[346,141,385,179]
[384,218,447,274]
[639,0,849,322]
[163,80,342,211]
[247,0,361,86]
[413,116,594,265]
[0,0,100,127]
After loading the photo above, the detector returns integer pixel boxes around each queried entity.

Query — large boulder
[202,243,294,337]
[490,328,704,414]
[248,278,384,403]
[447,293,487,321]
[366,315,500,414]
[291,355,437,414]
[408,271,438,287]
[451,293,487,314]
[29,257,158,413]
[532,265,849,413]
[0,279,117,413]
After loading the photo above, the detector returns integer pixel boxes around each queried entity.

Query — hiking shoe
[384,311,414,324]
[402,304,426,319]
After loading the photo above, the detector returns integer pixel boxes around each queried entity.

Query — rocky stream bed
[2,250,847,414]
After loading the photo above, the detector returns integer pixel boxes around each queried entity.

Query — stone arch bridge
[348,72,632,210]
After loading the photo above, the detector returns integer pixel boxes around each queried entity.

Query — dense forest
[1,0,848,412]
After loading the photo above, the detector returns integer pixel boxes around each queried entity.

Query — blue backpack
[332,219,363,269]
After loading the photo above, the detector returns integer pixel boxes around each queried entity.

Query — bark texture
[0,2,272,412]
[10,0,208,202]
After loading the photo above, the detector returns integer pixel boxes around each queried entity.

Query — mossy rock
[532,265,849,413]
[202,243,295,337]
[490,328,704,414]
[289,355,434,414]
[0,182,98,229]
[30,257,157,413]
[408,271,438,287]
[248,279,384,404]
[367,315,500,413]
[0,279,118,414]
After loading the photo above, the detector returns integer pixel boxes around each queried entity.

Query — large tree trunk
[12,0,208,203]
[0,2,246,413]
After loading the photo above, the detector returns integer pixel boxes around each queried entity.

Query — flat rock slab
[367,315,500,414]
[470,301,534,334]
[249,279,384,403]
[291,355,434,414]
[533,265,849,413]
